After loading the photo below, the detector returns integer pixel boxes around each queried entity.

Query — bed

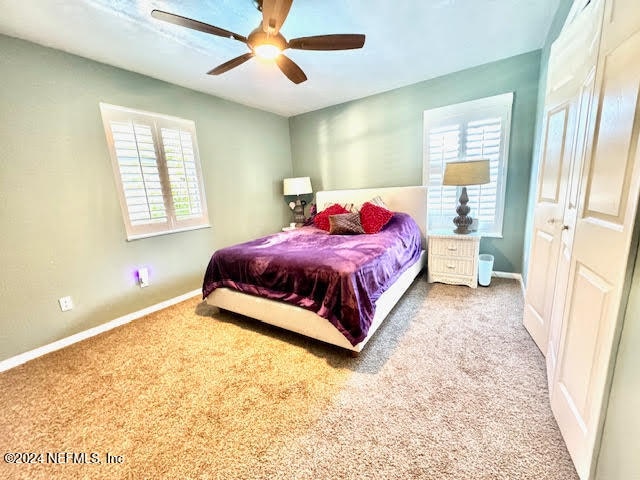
[203,186,427,353]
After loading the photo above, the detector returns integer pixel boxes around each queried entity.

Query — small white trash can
[478,254,494,287]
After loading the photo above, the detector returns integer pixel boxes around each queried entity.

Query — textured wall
[0,35,292,361]
[289,51,541,273]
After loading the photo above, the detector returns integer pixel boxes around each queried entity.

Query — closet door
[523,0,602,357]
[545,0,604,389]
[550,1,640,476]
[522,102,574,355]
[545,67,597,389]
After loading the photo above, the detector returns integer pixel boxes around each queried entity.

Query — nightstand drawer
[429,237,477,258]
[429,256,476,276]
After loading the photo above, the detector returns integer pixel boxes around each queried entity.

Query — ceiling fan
[151,0,365,84]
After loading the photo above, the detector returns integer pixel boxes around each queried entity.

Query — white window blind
[160,127,204,221]
[423,93,513,237]
[100,103,209,240]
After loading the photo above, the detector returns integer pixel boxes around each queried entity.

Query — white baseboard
[0,272,526,373]
[0,289,201,373]
[492,271,525,297]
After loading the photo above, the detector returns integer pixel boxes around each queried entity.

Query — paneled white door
[550,2,640,476]
[544,0,605,390]
[545,67,597,390]
[523,103,574,355]
[523,0,602,357]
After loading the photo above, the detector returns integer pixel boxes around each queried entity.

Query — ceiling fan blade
[151,10,247,43]
[288,34,366,51]
[261,0,293,35]
[207,53,255,75]
[275,54,307,84]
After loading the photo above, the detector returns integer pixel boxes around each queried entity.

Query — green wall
[0,35,292,361]
[595,239,640,478]
[289,51,541,273]
[522,0,574,283]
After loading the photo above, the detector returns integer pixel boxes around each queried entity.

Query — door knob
[562,225,569,230]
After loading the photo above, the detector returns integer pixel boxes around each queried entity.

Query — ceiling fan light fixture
[152,1,365,84]
[254,43,282,59]
[247,27,287,60]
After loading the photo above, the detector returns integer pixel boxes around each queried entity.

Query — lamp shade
[442,160,490,186]
[283,176,312,195]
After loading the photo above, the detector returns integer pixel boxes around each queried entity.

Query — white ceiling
[0,0,560,117]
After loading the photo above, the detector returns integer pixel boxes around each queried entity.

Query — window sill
[477,232,503,239]
[126,224,211,241]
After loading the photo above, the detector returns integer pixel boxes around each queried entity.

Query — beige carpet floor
[0,277,577,480]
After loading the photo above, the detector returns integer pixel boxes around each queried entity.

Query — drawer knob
[447,246,457,251]
[447,264,456,269]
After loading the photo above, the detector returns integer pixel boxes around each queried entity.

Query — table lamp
[442,159,490,234]
[283,176,312,227]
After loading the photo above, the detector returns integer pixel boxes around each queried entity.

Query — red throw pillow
[313,204,350,231]
[359,202,394,234]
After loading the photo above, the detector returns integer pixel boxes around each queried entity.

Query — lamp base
[452,186,472,235]
[293,198,307,227]
[453,222,472,235]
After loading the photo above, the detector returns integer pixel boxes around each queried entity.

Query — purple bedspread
[202,212,422,345]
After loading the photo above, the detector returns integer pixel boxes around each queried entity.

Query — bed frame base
[206,251,426,353]
[206,185,428,353]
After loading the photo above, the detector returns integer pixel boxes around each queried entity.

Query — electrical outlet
[137,267,149,288]
[58,296,73,312]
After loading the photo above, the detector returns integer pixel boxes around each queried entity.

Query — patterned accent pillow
[313,203,350,231]
[368,195,389,209]
[328,212,365,235]
[321,199,385,212]
[346,202,360,213]
[359,201,394,234]
[320,202,356,212]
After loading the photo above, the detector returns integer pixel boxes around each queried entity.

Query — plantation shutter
[464,117,502,228]
[108,120,168,227]
[160,127,204,221]
[101,104,210,240]
[426,123,462,230]
[423,93,513,236]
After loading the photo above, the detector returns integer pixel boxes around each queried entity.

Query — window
[423,92,513,237]
[100,103,209,240]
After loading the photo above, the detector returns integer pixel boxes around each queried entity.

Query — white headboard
[315,186,428,247]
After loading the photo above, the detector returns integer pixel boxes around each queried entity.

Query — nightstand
[427,230,481,288]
